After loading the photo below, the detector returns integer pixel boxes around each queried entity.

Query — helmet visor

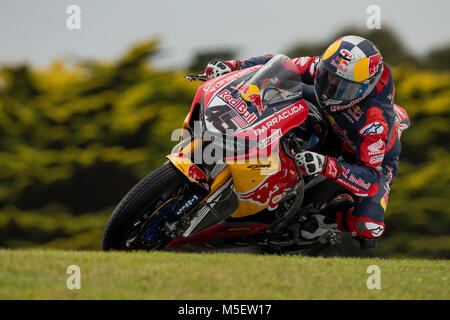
[315,60,370,103]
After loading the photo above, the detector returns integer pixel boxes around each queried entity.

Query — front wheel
[102,162,190,251]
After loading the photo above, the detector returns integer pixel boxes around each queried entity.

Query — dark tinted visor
[315,60,370,102]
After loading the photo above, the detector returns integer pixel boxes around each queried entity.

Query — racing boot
[357,236,377,249]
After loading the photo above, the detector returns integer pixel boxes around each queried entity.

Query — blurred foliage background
[0,26,449,258]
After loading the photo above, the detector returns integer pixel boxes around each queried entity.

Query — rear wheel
[102,162,190,251]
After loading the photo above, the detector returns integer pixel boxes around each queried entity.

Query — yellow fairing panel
[169,136,281,219]
[227,153,280,218]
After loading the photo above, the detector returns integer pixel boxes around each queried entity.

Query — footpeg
[317,228,342,246]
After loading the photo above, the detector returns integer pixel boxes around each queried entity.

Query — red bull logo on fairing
[187,164,208,181]
[218,89,257,124]
[240,84,267,116]
[238,171,285,210]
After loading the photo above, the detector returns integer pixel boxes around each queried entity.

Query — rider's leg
[336,199,385,238]
[335,165,395,247]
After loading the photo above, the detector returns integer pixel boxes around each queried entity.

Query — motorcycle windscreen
[202,54,303,135]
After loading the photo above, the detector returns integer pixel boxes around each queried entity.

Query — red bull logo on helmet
[368,53,382,77]
[331,56,349,73]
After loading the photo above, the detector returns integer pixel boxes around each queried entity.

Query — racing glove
[295,151,341,179]
[205,60,237,79]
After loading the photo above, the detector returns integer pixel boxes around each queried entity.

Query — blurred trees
[0,32,449,258]
[0,39,198,249]
[425,45,450,70]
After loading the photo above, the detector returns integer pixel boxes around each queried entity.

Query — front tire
[102,162,188,251]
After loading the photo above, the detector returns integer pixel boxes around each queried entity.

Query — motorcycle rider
[204,35,410,249]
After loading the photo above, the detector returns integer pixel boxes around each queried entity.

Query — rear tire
[102,162,188,251]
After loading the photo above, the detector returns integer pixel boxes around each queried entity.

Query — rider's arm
[234,54,274,69]
[207,54,321,83]
[204,55,274,79]
[232,55,320,85]
[320,106,392,197]
[288,56,320,85]
[298,102,393,197]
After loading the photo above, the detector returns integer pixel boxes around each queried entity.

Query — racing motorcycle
[102,55,346,255]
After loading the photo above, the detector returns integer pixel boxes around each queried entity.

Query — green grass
[0,249,448,299]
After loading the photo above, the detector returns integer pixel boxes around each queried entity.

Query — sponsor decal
[341,166,350,179]
[240,84,266,116]
[247,164,271,169]
[336,176,378,197]
[336,178,363,194]
[348,174,372,190]
[174,194,200,216]
[328,96,364,112]
[348,105,363,121]
[238,153,298,211]
[186,165,208,189]
[368,53,382,77]
[238,172,282,210]
[254,102,304,136]
[367,138,385,155]
[340,49,354,61]
[203,65,260,93]
[257,128,282,149]
[218,89,257,125]
[359,122,384,135]
[230,114,248,128]
[331,56,349,73]
[326,159,339,178]
[369,154,384,165]
[365,222,384,236]
[329,105,347,112]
